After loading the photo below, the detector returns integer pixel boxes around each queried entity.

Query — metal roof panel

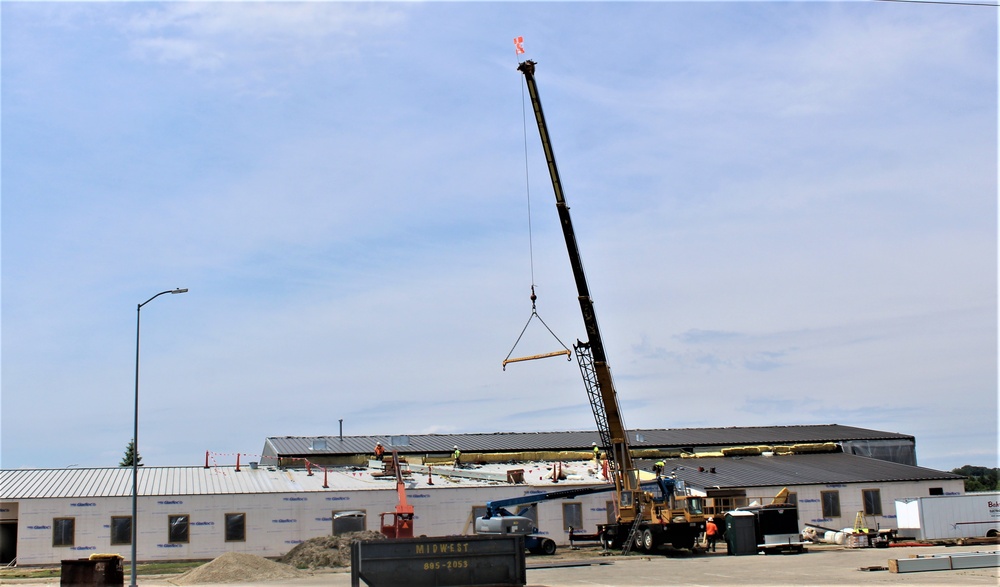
[641,453,963,490]
[263,424,913,457]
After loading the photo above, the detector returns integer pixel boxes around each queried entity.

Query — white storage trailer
[894,492,1000,540]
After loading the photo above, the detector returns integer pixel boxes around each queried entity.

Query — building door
[0,522,16,565]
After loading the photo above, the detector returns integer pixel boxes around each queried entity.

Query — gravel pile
[279,531,386,569]
[169,551,305,585]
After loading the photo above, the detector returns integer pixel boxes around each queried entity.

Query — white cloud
[123,2,404,63]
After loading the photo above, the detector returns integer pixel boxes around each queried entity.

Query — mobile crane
[474,477,694,554]
[516,60,705,553]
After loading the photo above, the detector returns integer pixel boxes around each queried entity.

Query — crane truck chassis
[475,477,705,554]
[596,479,705,552]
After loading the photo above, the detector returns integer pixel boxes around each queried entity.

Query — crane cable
[502,62,571,371]
[521,68,536,294]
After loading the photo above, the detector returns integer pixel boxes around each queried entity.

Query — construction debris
[169,552,304,585]
[279,530,386,569]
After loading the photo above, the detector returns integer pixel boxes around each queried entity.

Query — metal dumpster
[60,555,124,586]
[351,534,525,587]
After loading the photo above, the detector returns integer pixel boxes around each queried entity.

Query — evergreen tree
[120,439,143,467]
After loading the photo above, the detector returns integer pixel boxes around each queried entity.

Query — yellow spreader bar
[502,348,571,369]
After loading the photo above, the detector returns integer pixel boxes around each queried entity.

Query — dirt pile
[170,551,305,585]
[279,530,386,569]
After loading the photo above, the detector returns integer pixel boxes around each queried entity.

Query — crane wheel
[599,532,612,550]
[672,533,696,551]
[541,539,557,555]
[641,528,655,552]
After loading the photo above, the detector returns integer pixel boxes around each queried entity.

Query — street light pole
[131,288,187,587]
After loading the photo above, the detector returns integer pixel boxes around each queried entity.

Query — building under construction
[0,424,965,566]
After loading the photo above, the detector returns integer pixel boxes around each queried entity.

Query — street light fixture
[131,288,187,587]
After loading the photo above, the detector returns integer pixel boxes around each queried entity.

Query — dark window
[786,492,798,506]
[53,518,74,547]
[605,500,616,525]
[821,491,841,518]
[562,503,583,532]
[333,511,366,535]
[519,504,539,527]
[862,489,882,516]
[472,506,488,522]
[929,487,944,496]
[110,516,132,545]
[168,515,190,543]
[225,513,246,542]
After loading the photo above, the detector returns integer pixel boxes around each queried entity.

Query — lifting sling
[502,286,572,370]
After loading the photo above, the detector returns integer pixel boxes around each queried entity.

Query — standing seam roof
[263,425,913,457]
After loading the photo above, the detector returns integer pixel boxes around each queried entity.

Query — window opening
[225,513,246,542]
[821,491,841,518]
[562,503,583,533]
[333,510,366,535]
[111,516,132,545]
[168,514,190,543]
[53,518,74,547]
[862,489,882,516]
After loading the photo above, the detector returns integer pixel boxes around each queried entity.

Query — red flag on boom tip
[514,36,525,55]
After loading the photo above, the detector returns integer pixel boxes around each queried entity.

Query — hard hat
[592,442,597,446]
[709,517,714,521]
[453,445,458,449]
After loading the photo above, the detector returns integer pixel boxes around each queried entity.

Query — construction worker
[452,445,461,467]
[705,517,719,552]
[653,460,665,477]
[374,442,385,461]
[592,442,600,463]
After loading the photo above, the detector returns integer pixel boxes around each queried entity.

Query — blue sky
[2,2,996,473]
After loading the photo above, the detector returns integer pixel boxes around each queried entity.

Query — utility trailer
[736,503,807,554]
[895,492,1000,540]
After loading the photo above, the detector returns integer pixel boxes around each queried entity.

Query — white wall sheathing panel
[0,462,969,565]
[8,475,617,565]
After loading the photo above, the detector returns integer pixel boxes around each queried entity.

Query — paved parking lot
[6,544,998,586]
[220,544,999,587]
[524,545,1000,586]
